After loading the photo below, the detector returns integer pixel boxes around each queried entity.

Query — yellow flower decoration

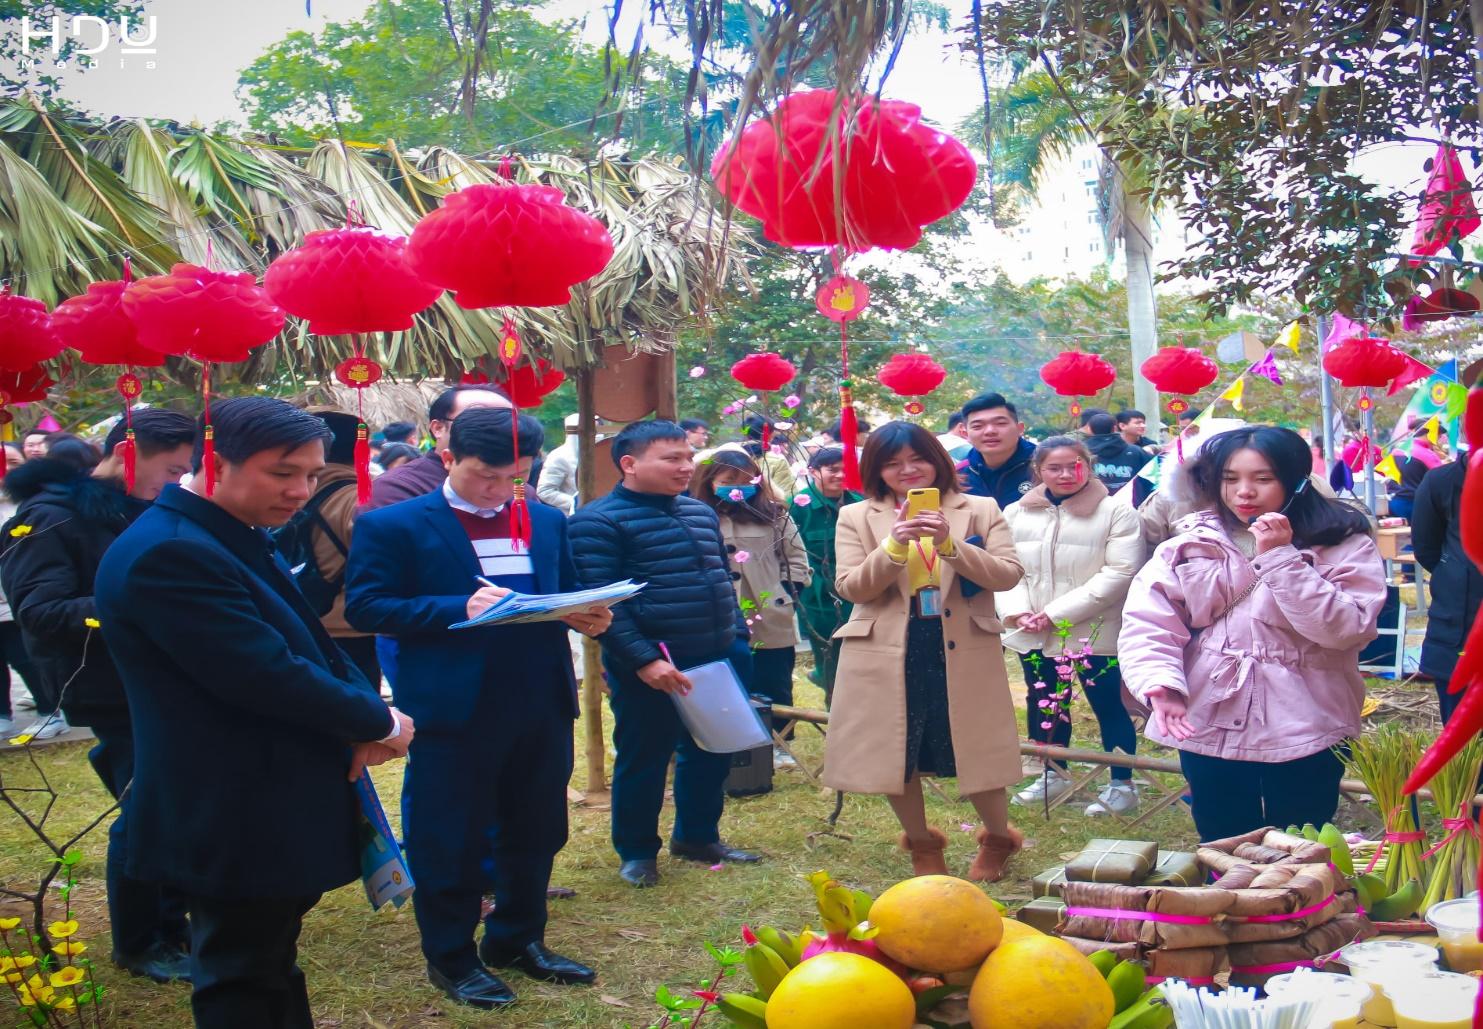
[83,617,100,629]
[4,971,22,984]
[0,916,19,930]
[52,995,76,1012]
[53,941,86,957]
[11,955,35,969]
[49,967,84,988]
[7,524,30,537]
[7,733,34,746]
[16,985,35,1006]
[47,919,79,939]
[0,957,14,972]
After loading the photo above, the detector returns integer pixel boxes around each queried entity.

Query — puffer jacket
[997,480,1144,656]
[0,459,147,718]
[716,509,811,650]
[959,437,1036,510]
[1119,510,1386,763]
[569,484,746,670]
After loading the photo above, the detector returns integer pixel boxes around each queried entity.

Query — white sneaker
[773,749,797,770]
[1085,782,1140,816]
[27,714,69,741]
[1014,767,1074,805]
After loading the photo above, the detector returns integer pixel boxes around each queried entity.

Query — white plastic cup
[1264,970,1371,1029]
[1386,970,1477,1029]
[1336,940,1440,1027]
[1426,898,1483,973]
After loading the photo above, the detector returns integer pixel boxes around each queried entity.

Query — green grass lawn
[0,651,1429,1028]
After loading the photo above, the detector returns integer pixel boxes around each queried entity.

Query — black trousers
[1437,675,1462,724]
[0,621,39,719]
[82,710,189,956]
[606,639,752,862]
[749,646,796,736]
[1178,748,1345,842]
[402,683,572,976]
[187,893,319,1029]
[1019,652,1137,781]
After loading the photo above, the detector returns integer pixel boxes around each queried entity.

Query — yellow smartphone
[905,487,940,518]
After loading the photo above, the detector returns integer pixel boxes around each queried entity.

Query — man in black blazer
[95,398,413,1029]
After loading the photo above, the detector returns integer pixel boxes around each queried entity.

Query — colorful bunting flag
[1323,312,1367,353]
[1386,353,1437,396]
[1276,321,1302,355]
[1248,349,1283,385]
[1220,377,1246,412]
[1399,358,1465,440]
[1374,454,1403,483]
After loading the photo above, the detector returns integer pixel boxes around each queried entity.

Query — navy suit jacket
[94,486,394,900]
[343,490,579,733]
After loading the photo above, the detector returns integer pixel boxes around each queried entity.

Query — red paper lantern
[264,228,442,334]
[712,89,977,252]
[1140,346,1220,395]
[0,289,64,371]
[731,352,797,392]
[497,359,566,409]
[1322,335,1408,388]
[1040,350,1117,397]
[0,364,55,405]
[122,264,286,363]
[406,183,613,310]
[53,279,165,367]
[878,352,946,397]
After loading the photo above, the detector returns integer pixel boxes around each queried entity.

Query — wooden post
[654,338,678,421]
[575,366,609,799]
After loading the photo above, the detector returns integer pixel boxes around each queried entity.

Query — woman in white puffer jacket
[997,435,1146,815]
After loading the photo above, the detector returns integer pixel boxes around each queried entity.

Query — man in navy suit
[345,407,608,1010]
[94,398,413,1029]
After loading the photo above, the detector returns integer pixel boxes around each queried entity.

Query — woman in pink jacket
[1119,426,1385,841]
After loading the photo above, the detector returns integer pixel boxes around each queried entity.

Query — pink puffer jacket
[1119,511,1386,763]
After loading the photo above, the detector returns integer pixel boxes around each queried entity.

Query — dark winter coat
[95,486,393,899]
[1412,460,1483,683]
[958,437,1037,510]
[1086,432,1153,493]
[789,483,861,643]
[0,459,146,721]
[568,484,746,671]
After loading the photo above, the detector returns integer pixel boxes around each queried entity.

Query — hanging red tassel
[510,478,532,549]
[0,410,11,482]
[119,431,136,493]
[354,421,372,505]
[200,364,215,496]
[760,421,773,451]
[838,383,861,492]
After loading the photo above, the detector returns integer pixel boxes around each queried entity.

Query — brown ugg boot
[968,825,1024,883]
[898,828,951,877]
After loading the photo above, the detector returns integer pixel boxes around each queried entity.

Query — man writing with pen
[345,407,609,1011]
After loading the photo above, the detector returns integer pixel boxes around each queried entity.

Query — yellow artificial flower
[83,618,100,629]
[7,734,34,746]
[0,917,20,930]
[11,955,35,969]
[53,941,86,957]
[47,919,78,940]
[7,524,30,537]
[49,967,84,988]
[52,995,76,1012]
[24,974,44,993]
[0,957,13,972]
[16,985,35,1005]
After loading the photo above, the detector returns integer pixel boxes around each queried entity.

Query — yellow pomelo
[765,952,915,1029]
[968,936,1114,1029]
[870,875,1003,972]
[995,918,1043,947]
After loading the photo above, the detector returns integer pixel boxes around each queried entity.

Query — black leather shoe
[619,859,660,887]
[427,965,516,1009]
[480,941,595,985]
[669,841,763,864]
[113,941,192,984]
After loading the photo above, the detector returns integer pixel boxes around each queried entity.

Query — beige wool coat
[716,511,812,650]
[997,480,1145,657]
[822,492,1026,796]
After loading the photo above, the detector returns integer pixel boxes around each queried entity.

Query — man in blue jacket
[345,407,608,1010]
[958,391,1036,509]
[568,421,759,888]
[94,398,412,1029]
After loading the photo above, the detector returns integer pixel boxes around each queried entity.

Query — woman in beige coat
[998,436,1145,816]
[823,422,1026,882]
[691,450,811,753]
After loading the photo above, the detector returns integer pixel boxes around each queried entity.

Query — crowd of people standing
[1,369,1471,1027]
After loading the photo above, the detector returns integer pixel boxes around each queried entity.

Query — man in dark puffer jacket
[1,409,196,983]
[569,421,760,888]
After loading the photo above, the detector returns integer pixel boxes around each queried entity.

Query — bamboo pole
[575,366,609,798]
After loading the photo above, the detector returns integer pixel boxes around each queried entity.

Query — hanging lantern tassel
[498,317,532,550]
[0,409,10,481]
[761,420,773,450]
[334,347,385,506]
[116,372,143,493]
[354,422,372,505]
[201,365,215,497]
[838,383,861,491]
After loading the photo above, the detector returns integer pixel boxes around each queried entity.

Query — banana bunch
[715,926,810,1028]
[1287,823,1422,921]
[1087,951,1173,1029]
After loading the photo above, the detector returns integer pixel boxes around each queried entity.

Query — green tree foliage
[237,0,690,156]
